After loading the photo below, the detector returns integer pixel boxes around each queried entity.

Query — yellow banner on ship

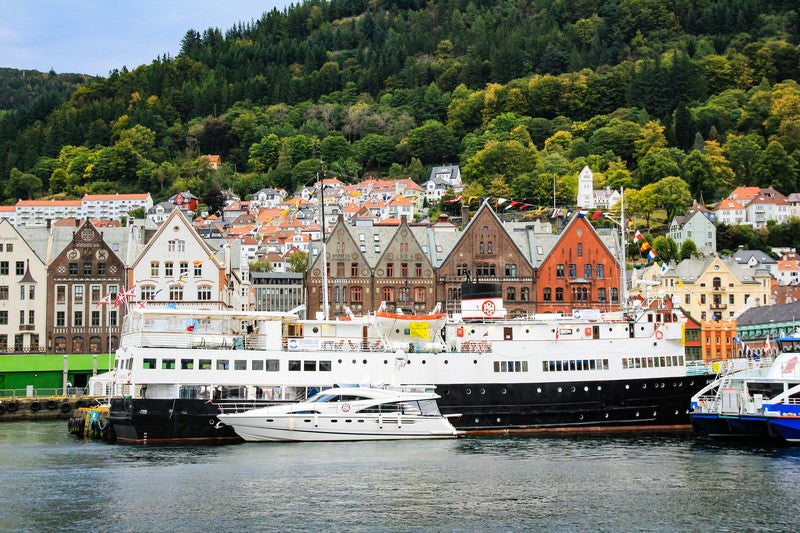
[409,321,430,340]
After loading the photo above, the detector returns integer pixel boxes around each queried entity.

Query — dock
[0,396,108,421]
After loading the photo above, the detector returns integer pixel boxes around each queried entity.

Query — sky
[0,1,291,76]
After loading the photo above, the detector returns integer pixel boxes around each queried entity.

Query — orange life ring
[655,330,664,340]
[584,327,592,336]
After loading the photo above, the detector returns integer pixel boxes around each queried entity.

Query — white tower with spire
[576,166,595,209]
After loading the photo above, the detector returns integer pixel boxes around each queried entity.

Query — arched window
[89,336,102,353]
[72,336,84,353]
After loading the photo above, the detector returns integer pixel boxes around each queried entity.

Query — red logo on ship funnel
[481,300,496,316]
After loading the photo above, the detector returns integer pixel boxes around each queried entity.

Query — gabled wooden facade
[437,204,535,317]
[534,216,622,314]
[46,220,127,356]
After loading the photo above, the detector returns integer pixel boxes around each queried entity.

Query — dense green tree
[678,239,697,260]
[5,168,43,199]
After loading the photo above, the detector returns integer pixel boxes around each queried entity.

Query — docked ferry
[90,285,711,444]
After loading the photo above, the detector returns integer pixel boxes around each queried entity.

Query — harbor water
[2,421,799,532]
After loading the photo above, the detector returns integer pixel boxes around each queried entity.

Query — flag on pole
[647,249,657,260]
[591,211,603,220]
[504,200,519,211]
[576,210,586,218]
[633,230,643,243]
[496,198,508,207]
[660,263,669,275]
[97,293,112,307]
[550,208,560,218]
[640,241,651,252]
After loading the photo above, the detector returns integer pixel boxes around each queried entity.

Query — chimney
[461,204,470,226]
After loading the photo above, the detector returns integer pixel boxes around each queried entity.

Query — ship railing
[693,395,722,413]
[282,338,390,352]
[215,399,295,414]
[124,331,264,350]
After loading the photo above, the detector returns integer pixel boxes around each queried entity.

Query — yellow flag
[279,208,290,219]
[409,321,430,340]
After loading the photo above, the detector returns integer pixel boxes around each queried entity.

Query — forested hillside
[0,0,798,223]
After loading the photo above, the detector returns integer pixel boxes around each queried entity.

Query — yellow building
[630,256,772,322]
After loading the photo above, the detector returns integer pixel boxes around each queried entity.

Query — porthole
[674,410,679,415]
[642,383,647,389]
[635,411,640,417]
[474,418,480,423]
[480,388,486,395]
[625,384,630,390]
[597,385,602,391]
[571,386,576,393]
[444,360,449,365]
[660,383,665,388]
[584,386,589,392]
[557,387,563,393]
[496,417,501,423]
[312,327,319,334]
[579,414,584,420]
[352,359,356,364]
[501,388,507,395]
[338,359,343,364]
[536,387,542,394]
[473,359,478,364]
[422,360,426,365]
[652,411,657,417]
[604,413,609,418]
[679,382,684,387]
[465,388,472,395]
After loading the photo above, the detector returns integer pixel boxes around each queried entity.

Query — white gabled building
[0,220,48,352]
[422,166,463,201]
[127,210,242,309]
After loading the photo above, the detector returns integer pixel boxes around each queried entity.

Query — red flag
[591,211,602,220]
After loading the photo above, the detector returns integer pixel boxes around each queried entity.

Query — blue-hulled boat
[690,334,800,443]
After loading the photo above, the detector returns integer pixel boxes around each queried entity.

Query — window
[351,263,359,277]
[568,264,577,278]
[162,359,177,370]
[555,288,564,301]
[83,262,92,275]
[543,288,552,301]
[584,264,592,279]
[72,337,83,353]
[170,286,184,300]
[151,262,159,276]
[194,263,202,277]
[91,311,100,326]
[54,336,66,353]
[556,264,564,279]
[168,239,185,252]
[29,285,35,300]
[382,287,393,302]
[180,261,189,275]
[521,287,529,301]
[109,311,117,327]
[487,241,493,254]
[596,264,604,279]
[414,287,426,302]
[0,311,6,325]
[507,287,516,301]
[401,263,408,277]
[0,262,7,275]
[16,261,24,275]
[198,286,212,301]
[19,310,24,325]
[505,264,517,277]
[165,262,173,276]
[415,263,422,277]
[69,263,78,275]
[351,286,363,303]
[56,311,65,327]
[97,263,106,275]
[140,286,155,300]
[685,294,691,305]
[56,286,66,304]
[611,288,619,303]
[387,263,394,277]
[19,285,25,300]
[398,287,409,302]
[0,286,7,300]
[91,285,101,303]
[74,285,84,304]
[73,311,83,327]
[700,294,706,304]
[336,262,344,278]
[729,294,735,304]
[479,242,485,254]
[183,359,196,370]
[577,243,583,257]
[598,288,607,302]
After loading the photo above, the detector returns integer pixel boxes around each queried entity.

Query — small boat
[690,334,800,443]
[216,386,460,442]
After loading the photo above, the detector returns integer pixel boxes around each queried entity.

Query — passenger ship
[91,284,711,443]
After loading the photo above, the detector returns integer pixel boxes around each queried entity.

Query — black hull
[107,375,712,443]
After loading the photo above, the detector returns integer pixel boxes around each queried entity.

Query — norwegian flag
[113,288,127,309]
[97,293,112,307]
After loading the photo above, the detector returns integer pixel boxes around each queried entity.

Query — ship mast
[319,161,330,321]
[619,187,626,310]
